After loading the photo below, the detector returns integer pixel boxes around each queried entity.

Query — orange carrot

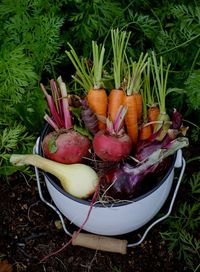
[147,106,160,129]
[139,124,152,141]
[108,89,125,123]
[108,29,130,123]
[124,95,138,145]
[123,53,148,146]
[66,41,107,130]
[87,88,108,130]
[133,92,142,123]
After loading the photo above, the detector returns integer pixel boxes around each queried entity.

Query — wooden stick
[72,231,127,254]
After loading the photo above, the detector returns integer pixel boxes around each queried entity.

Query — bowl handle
[127,157,186,248]
[33,137,73,238]
[33,137,40,155]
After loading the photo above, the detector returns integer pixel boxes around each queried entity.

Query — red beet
[93,130,132,162]
[42,129,90,164]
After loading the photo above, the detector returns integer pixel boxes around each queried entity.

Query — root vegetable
[41,77,91,164]
[93,105,132,162]
[42,129,90,164]
[10,154,98,199]
[102,137,189,200]
[81,99,99,135]
[93,130,132,162]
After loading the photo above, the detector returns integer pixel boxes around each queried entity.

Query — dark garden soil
[0,146,199,272]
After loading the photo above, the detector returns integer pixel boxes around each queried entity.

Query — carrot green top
[151,51,170,114]
[111,28,131,90]
[126,52,148,96]
[66,41,105,91]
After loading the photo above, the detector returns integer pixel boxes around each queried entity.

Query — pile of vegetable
[10,28,189,202]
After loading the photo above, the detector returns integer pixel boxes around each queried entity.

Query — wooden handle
[72,231,127,254]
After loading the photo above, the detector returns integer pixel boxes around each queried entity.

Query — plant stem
[57,76,72,129]
[111,28,131,89]
[40,83,64,128]
[92,41,105,89]
[126,52,148,95]
[66,43,92,91]
[151,51,170,114]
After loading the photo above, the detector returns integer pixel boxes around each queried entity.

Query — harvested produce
[66,41,107,130]
[10,154,98,199]
[81,99,99,135]
[136,110,184,162]
[145,57,160,129]
[42,129,90,164]
[151,51,171,138]
[41,76,90,164]
[93,130,132,162]
[108,29,130,123]
[101,137,189,200]
[139,57,153,140]
[93,106,132,161]
[124,52,148,145]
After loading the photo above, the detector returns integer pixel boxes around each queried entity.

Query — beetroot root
[93,130,132,162]
[42,129,90,164]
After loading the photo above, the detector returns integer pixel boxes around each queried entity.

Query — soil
[0,147,199,272]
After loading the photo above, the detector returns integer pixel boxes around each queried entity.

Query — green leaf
[48,137,57,153]
[0,165,25,175]
[74,124,93,140]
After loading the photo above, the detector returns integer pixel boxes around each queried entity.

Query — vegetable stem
[10,154,64,179]
[111,28,131,89]
[44,114,59,131]
[92,41,105,89]
[113,105,128,134]
[151,51,170,114]
[126,52,148,95]
[40,83,64,128]
[66,43,93,91]
[66,41,105,91]
[57,76,72,129]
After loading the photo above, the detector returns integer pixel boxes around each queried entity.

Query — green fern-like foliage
[0,124,35,175]
[0,2,64,75]
[185,70,200,111]
[0,45,38,102]
[66,0,123,55]
[0,0,65,177]
[122,2,200,123]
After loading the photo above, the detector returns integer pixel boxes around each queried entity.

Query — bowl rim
[38,123,176,207]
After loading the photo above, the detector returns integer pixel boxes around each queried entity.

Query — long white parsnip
[10,154,98,199]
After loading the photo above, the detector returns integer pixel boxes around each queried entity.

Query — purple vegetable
[81,99,99,135]
[171,109,182,129]
[101,137,189,200]
[136,110,183,161]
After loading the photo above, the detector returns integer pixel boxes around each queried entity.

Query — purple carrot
[81,99,98,135]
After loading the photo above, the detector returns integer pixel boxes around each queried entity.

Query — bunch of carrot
[66,29,171,150]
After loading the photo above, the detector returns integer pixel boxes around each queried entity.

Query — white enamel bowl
[36,124,183,236]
